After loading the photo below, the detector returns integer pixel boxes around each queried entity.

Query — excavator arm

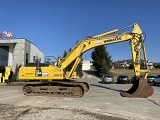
[58,23,153,98]
[60,23,149,80]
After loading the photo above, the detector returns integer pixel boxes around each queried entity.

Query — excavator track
[23,81,89,98]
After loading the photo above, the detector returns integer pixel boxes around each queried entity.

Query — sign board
[0,31,15,39]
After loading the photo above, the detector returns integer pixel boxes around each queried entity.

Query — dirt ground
[0,103,127,120]
[0,70,160,120]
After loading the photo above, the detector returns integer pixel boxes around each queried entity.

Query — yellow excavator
[18,23,153,98]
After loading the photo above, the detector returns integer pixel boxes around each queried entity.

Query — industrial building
[0,39,44,72]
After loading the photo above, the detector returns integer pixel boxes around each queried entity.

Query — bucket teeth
[120,79,153,98]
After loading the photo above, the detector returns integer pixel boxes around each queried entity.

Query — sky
[0,0,159,62]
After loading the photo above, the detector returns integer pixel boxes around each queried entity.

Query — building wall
[8,44,14,66]
[24,40,30,65]
[0,39,44,72]
[30,43,44,63]
[12,39,26,71]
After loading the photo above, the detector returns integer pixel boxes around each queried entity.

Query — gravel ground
[0,70,160,120]
[0,104,127,120]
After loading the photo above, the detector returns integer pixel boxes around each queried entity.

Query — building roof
[0,39,43,54]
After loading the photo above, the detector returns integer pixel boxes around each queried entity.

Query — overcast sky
[0,0,159,62]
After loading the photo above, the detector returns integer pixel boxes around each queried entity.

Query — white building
[0,39,44,72]
[82,60,91,70]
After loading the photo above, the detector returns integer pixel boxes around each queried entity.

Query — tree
[91,45,112,76]
[63,50,68,58]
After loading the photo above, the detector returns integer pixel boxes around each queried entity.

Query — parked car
[102,74,114,84]
[153,74,160,85]
[147,75,155,84]
[117,75,130,84]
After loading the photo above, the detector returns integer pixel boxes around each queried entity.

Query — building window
[26,53,28,65]
[0,46,9,66]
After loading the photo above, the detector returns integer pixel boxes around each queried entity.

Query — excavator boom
[18,23,153,98]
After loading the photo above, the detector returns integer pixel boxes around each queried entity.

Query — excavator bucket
[120,78,153,98]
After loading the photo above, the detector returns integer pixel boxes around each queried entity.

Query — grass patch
[110,69,160,79]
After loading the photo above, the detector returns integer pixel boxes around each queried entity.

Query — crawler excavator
[18,23,153,98]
